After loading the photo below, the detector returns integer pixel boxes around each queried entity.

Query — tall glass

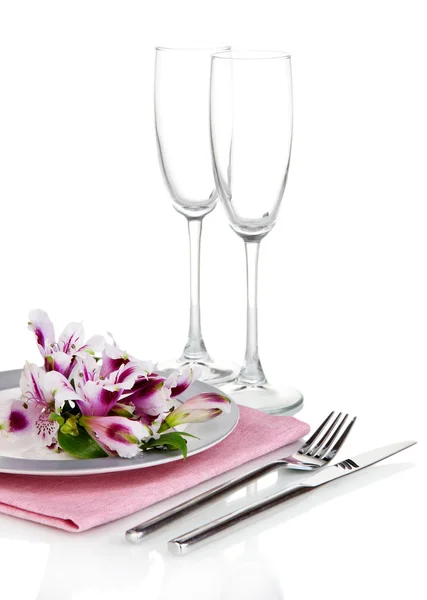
[210,50,303,413]
[155,46,238,385]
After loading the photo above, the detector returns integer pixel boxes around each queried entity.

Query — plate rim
[0,369,239,476]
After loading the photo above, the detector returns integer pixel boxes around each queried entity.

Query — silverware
[125,411,355,544]
[168,440,416,555]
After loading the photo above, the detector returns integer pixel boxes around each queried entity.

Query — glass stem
[237,240,268,386]
[181,217,211,363]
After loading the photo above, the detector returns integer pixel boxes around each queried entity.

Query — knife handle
[168,483,311,555]
[125,460,283,543]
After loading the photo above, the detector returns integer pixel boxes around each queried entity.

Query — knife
[168,440,416,555]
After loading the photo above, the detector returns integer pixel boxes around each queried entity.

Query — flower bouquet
[0,310,230,459]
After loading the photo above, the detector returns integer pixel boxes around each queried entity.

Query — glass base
[218,382,304,415]
[157,358,239,386]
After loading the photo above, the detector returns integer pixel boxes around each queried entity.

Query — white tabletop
[0,399,420,600]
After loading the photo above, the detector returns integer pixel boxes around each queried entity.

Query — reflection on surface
[220,561,284,600]
[167,461,414,563]
[0,447,414,600]
[0,539,49,599]
[255,470,279,491]
[69,550,165,600]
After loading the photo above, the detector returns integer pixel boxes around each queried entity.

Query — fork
[125,411,356,543]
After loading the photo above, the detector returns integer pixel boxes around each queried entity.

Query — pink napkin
[0,406,309,532]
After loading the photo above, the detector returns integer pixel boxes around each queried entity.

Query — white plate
[0,369,239,476]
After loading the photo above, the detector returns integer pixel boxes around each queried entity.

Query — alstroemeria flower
[121,365,201,421]
[10,309,223,460]
[75,381,121,417]
[69,354,99,391]
[68,356,118,417]
[165,364,202,398]
[20,361,80,412]
[161,392,231,430]
[99,343,153,380]
[44,351,74,378]
[102,361,148,392]
[57,321,103,356]
[28,309,106,361]
[69,358,149,417]
[27,309,55,357]
[80,415,150,458]
[5,399,58,446]
[122,375,171,418]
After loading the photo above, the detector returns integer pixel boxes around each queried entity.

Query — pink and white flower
[3,310,228,460]
[4,399,58,446]
[122,375,171,417]
[102,361,149,392]
[20,361,79,413]
[28,309,106,361]
[68,357,151,417]
[74,381,120,417]
[99,343,153,380]
[79,415,150,458]
[27,309,55,356]
[44,351,74,378]
[121,365,201,421]
[162,392,231,429]
[165,364,202,398]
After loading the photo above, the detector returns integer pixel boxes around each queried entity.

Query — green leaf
[49,412,64,426]
[173,432,199,439]
[58,426,108,459]
[157,419,201,435]
[143,432,192,459]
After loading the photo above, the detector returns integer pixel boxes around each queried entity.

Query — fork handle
[125,460,283,543]
[168,483,311,555]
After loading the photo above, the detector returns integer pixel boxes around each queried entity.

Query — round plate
[0,369,239,476]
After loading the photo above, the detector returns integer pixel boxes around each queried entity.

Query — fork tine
[321,416,357,461]
[299,411,335,451]
[304,412,343,456]
[313,413,348,458]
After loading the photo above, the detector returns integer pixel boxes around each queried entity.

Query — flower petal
[78,380,120,417]
[44,351,74,377]
[7,400,39,434]
[103,361,150,392]
[100,344,153,379]
[163,392,231,428]
[33,410,59,445]
[80,415,150,458]
[43,370,81,411]
[99,344,129,378]
[58,321,85,355]
[166,364,202,397]
[76,334,106,356]
[20,362,49,407]
[123,376,170,417]
[69,354,99,395]
[28,309,55,356]
[2,399,57,447]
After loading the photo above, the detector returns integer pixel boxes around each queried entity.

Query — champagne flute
[210,50,303,413]
[155,46,238,384]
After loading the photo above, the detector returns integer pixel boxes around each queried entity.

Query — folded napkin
[0,406,309,532]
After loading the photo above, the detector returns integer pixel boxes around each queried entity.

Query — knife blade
[168,440,416,555]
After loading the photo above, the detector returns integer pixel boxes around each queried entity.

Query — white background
[0,1,425,599]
